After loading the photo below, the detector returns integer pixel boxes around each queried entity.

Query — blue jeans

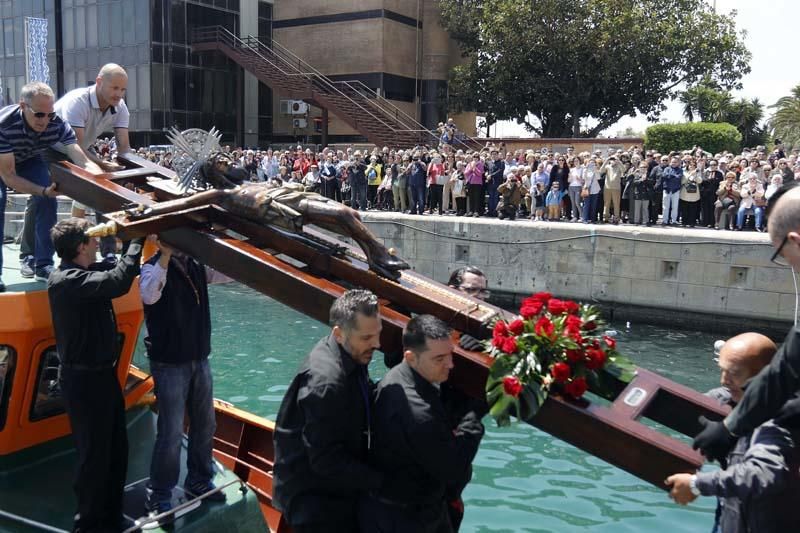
[737,205,764,229]
[582,193,599,222]
[0,156,56,271]
[148,359,216,503]
[351,181,368,210]
[410,183,426,214]
[487,179,500,215]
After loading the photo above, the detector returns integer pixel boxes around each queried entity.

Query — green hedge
[645,122,742,154]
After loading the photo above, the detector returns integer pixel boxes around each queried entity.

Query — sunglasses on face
[27,107,56,120]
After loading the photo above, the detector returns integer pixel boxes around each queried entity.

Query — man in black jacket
[273,289,384,532]
[485,149,505,217]
[360,315,485,533]
[47,217,143,533]
[694,184,800,463]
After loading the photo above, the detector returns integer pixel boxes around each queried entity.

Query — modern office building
[0,1,470,147]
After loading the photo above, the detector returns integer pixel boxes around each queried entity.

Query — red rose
[493,321,509,338]
[531,292,552,303]
[551,362,571,383]
[491,336,504,348]
[503,376,523,397]
[565,377,588,399]
[568,329,583,344]
[566,349,583,363]
[565,315,582,330]
[508,318,525,335]
[585,348,607,370]
[603,335,617,350]
[534,316,554,338]
[547,298,568,315]
[501,336,518,353]
[520,300,543,319]
[582,320,597,331]
[564,300,580,315]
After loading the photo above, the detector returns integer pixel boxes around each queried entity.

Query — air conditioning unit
[279,99,309,115]
[292,118,308,129]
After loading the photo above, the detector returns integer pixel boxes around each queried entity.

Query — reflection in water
[135,283,723,532]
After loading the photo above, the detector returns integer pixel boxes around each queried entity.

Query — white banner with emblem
[24,17,50,84]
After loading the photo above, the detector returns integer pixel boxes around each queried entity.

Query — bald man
[666,333,800,533]
[694,183,800,462]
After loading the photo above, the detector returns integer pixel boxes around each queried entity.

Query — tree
[680,80,766,148]
[770,85,800,149]
[440,0,751,138]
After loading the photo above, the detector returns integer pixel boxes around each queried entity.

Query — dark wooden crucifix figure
[133,153,410,278]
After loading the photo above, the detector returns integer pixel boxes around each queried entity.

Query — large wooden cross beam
[49,154,727,489]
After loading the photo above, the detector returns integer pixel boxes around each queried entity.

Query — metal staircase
[192,26,482,150]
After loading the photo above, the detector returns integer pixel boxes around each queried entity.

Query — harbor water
[135,282,724,532]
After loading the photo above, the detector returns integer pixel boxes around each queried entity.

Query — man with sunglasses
[0,82,100,291]
[18,64,131,280]
[694,182,800,471]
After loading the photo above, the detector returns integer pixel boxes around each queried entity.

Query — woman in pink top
[464,153,485,216]
[427,154,446,214]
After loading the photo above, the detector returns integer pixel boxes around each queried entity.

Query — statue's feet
[367,249,410,280]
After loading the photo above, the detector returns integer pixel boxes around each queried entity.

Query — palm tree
[724,98,765,148]
[770,85,800,149]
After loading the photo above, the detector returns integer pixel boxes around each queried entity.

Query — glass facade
[0,0,272,147]
[152,0,242,144]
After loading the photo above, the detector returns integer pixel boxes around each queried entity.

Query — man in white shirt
[19,64,132,276]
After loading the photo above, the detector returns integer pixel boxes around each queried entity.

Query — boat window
[0,345,16,431]
[29,334,127,422]
[30,346,65,422]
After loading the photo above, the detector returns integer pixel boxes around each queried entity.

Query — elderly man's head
[766,183,800,268]
[717,333,776,403]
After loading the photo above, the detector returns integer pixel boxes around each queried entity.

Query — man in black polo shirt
[47,217,144,532]
[0,82,100,290]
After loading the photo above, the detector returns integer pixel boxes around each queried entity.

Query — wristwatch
[689,474,701,497]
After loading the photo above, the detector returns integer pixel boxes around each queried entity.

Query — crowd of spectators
[114,137,798,232]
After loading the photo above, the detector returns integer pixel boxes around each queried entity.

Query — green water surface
[136,282,724,532]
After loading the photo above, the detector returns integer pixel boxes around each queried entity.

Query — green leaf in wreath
[489,393,515,426]
[603,354,637,383]
[517,382,548,423]
[488,354,519,381]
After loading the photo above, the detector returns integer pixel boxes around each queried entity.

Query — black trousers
[700,193,715,227]
[429,184,444,214]
[60,366,128,533]
[359,495,453,533]
[680,199,700,226]
[292,515,358,533]
[467,184,483,215]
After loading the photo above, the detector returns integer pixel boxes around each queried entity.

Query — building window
[0,345,16,432]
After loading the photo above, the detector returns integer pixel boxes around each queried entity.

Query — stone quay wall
[354,213,793,334]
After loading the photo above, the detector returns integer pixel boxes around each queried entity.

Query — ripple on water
[228,395,248,403]
[257,395,284,402]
